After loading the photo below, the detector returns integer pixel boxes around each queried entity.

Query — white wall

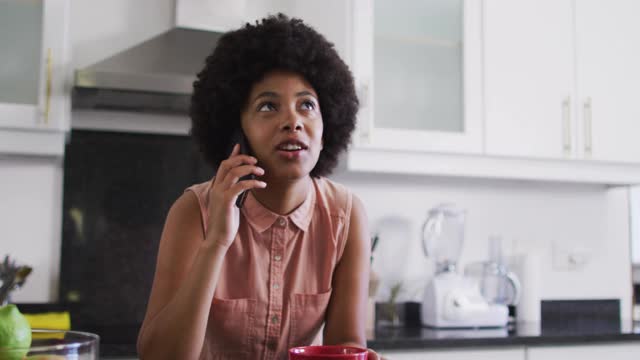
[332,171,633,320]
[0,156,63,302]
[630,187,640,265]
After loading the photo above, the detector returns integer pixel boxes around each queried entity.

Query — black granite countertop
[367,320,640,351]
[16,302,640,356]
[86,321,640,356]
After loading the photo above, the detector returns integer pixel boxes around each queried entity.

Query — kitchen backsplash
[58,129,212,326]
[331,170,633,320]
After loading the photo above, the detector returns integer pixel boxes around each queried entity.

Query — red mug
[289,345,368,360]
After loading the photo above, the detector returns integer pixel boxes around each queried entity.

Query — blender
[421,204,509,328]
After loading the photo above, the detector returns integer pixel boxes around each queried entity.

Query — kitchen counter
[367,320,640,351]
[17,301,639,356]
[88,321,640,356]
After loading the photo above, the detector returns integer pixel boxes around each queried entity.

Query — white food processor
[421,204,509,328]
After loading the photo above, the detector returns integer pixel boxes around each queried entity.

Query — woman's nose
[280,109,303,132]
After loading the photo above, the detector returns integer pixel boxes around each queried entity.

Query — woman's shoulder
[171,185,205,222]
[158,180,210,234]
[313,177,353,217]
[185,180,211,198]
[314,176,351,194]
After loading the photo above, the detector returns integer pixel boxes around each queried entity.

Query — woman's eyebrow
[296,90,316,98]
[253,90,316,102]
[253,91,279,102]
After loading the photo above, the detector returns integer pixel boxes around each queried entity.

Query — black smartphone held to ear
[233,129,255,208]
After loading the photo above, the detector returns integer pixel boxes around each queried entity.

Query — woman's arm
[137,145,265,360]
[323,194,370,347]
[136,193,228,360]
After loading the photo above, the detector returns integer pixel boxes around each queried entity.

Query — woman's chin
[267,167,313,182]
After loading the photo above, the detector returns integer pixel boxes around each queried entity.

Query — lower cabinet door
[527,343,640,360]
[379,347,526,360]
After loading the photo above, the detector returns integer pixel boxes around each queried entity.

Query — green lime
[0,304,32,360]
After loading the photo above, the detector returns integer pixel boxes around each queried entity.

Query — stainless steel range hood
[75,28,221,95]
[73,0,241,113]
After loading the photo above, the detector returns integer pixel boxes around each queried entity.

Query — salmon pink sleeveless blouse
[185,177,353,360]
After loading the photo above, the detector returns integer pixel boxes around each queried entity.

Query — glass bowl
[0,329,99,360]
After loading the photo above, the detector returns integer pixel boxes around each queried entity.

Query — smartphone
[233,129,255,208]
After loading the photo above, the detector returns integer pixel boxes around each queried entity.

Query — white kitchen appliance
[421,204,509,328]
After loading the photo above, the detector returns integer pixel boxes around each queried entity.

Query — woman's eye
[301,100,316,110]
[258,102,276,112]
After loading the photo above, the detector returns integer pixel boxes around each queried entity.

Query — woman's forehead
[249,70,317,98]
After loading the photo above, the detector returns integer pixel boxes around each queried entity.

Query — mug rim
[289,345,368,357]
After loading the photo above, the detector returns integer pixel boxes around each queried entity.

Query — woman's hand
[367,348,384,360]
[205,143,266,249]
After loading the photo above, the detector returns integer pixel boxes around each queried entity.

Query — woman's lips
[276,148,304,160]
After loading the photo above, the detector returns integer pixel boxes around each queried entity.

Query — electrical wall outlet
[552,241,592,271]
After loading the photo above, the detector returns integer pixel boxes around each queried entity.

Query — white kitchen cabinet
[484,0,575,160]
[484,0,640,164]
[0,0,70,156]
[631,186,640,265]
[176,0,244,32]
[381,347,525,360]
[178,0,314,34]
[244,0,640,184]
[527,343,640,360]
[273,0,353,67]
[574,0,640,163]
[350,0,483,155]
[282,0,482,154]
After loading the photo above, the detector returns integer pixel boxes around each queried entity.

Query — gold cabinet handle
[44,48,52,125]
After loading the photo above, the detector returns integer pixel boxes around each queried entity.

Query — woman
[137,14,378,360]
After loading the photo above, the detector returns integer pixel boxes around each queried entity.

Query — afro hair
[190,13,359,177]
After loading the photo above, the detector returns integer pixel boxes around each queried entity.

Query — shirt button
[271,315,279,324]
[268,340,277,350]
[274,255,282,261]
[277,217,286,227]
[273,283,280,290]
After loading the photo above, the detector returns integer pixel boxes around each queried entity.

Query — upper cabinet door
[575,0,640,164]
[176,0,245,32]
[0,0,45,128]
[484,0,575,160]
[352,0,483,154]
[0,0,70,132]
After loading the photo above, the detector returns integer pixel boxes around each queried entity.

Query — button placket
[264,222,286,360]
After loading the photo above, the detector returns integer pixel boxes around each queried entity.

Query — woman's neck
[250,176,312,215]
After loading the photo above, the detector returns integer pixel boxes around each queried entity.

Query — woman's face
[240,70,323,181]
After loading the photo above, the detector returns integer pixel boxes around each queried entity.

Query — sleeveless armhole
[184,182,210,237]
[336,189,353,264]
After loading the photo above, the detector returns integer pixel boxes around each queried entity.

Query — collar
[241,179,316,233]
